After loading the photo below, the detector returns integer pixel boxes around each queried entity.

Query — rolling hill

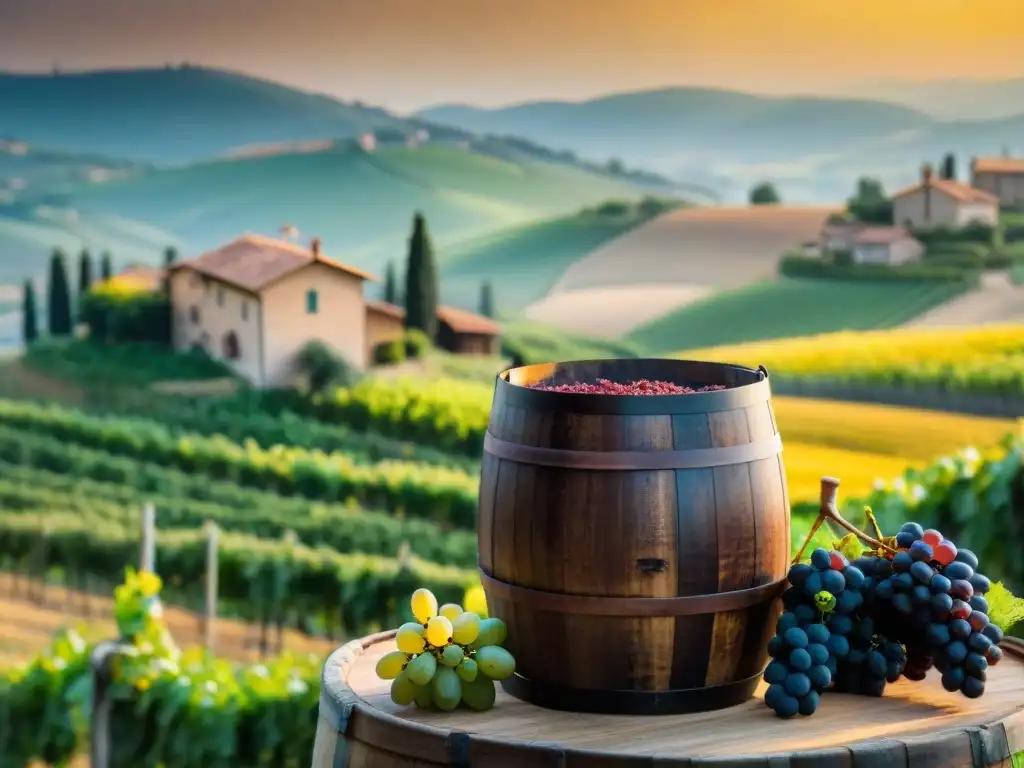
[521,205,835,337]
[437,199,682,312]
[419,87,1024,203]
[0,143,660,290]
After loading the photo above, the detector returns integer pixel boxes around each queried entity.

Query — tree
[77,249,93,296]
[403,212,438,339]
[162,246,177,293]
[21,279,38,344]
[383,260,397,304]
[479,281,494,318]
[846,177,894,224]
[940,153,957,180]
[749,182,781,205]
[99,251,113,280]
[46,248,73,335]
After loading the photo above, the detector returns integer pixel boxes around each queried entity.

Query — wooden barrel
[476,358,791,715]
[311,631,1024,767]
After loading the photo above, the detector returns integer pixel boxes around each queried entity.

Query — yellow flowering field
[772,396,1019,460]
[677,325,1024,395]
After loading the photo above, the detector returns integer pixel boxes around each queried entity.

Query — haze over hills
[419,86,1024,203]
[0,143,658,291]
[835,77,1024,121]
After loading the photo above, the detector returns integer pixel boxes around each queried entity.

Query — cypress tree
[99,251,113,280]
[22,279,38,344]
[163,246,178,268]
[479,281,494,318]
[940,153,957,180]
[384,260,397,304]
[47,248,72,335]
[403,212,438,339]
[77,248,93,295]
[162,246,177,293]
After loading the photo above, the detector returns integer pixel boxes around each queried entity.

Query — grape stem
[791,477,898,565]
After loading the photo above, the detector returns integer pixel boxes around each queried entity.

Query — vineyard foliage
[0,461,477,567]
[0,509,473,628]
[0,569,324,768]
[307,376,493,455]
[0,399,479,528]
[676,325,1024,395]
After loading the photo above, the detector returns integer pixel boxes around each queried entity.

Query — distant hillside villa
[891,164,999,230]
[165,235,499,388]
[970,156,1024,206]
[811,221,923,265]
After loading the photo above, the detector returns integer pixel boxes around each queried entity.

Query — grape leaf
[987,581,1024,633]
[833,533,863,562]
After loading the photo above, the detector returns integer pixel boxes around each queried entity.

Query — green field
[439,202,678,311]
[0,145,658,291]
[627,277,968,352]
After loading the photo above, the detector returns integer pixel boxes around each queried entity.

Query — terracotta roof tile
[972,157,1024,175]
[366,300,405,319]
[854,226,916,245]
[168,234,375,293]
[365,301,501,336]
[891,179,999,204]
[437,305,501,336]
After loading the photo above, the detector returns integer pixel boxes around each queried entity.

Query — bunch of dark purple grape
[763,523,1005,718]
[870,523,1003,698]
[764,547,907,717]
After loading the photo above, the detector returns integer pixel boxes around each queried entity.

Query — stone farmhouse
[970,157,1024,207]
[165,234,500,388]
[891,164,999,230]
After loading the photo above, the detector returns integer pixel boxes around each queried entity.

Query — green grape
[431,666,462,711]
[390,671,417,706]
[396,622,426,654]
[439,603,463,622]
[473,617,507,648]
[410,588,438,623]
[460,674,496,711]
[405,651,437,686]
[456,657,478,683]
[440,644,464,668]
[452,612,481,645]
[475,645,516,681]
[425,615,453,647]
[413,683,433,709]
[375,650,409,680]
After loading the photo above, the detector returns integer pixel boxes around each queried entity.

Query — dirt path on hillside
[902,271,1024,327]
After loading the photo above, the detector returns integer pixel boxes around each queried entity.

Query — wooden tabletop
[344,635,1024,760]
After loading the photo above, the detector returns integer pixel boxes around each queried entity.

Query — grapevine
[375,588,515,711]
[764,476,1023,718]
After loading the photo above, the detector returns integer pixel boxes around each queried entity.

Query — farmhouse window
[223,331,240,360]
[217,287,225,307]
[306,289,319,314]
[189,306,200,324]
[241,301,248,321]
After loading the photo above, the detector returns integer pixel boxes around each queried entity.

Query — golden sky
[1,0,1023,111]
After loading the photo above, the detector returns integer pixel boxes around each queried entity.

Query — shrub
[403,328,432,360]
[295,340,356,394]
[595,200,632,217]
[779,254,979,285]
[80,285,171,345]
[913,222,995,246]
[373,339,406,365]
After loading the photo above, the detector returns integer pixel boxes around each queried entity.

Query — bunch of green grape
[374,587,516,711]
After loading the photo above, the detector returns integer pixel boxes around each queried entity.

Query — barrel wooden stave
[478,359,790,710]
[310,632,1024,768]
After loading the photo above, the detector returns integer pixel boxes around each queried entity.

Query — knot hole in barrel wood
[636,557,669,574]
